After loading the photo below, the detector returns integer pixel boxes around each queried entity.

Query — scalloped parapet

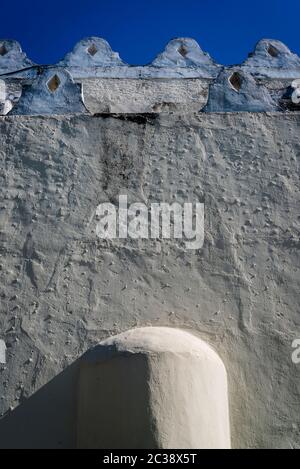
[242,39,300,79]
[0,40,34,75]
[10,68,88,115]
[203,68,278,112]
[152,37,220,69]
[57,37,220,79]
[59,37,125,68]
[1,36,300,113]
[1,37,300,81]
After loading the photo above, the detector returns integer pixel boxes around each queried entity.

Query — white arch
[77,327,231,449]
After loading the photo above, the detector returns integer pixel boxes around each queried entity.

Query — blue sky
[1,0,300,66]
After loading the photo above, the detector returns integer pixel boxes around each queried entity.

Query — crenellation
[10,68,88,115]
[0,36,299,114]
[58,37,126,69]
[151,37,221,76]
[203,68,278,112]
[0,39,34,75]
[241,39,300,78]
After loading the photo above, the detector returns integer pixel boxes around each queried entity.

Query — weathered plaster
[81,77,209,113]
[0,113,299,448]
[1,37,300,113]
[204,68,278,112]
[242,39,300,79]
[10,68,88,115]
[0,40,34,75]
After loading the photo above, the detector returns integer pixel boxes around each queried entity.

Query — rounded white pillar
[77,327,231,449]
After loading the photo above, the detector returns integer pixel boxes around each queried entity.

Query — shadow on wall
[0,327,231,449]
[0,361,79,449]
[0,353,159,450]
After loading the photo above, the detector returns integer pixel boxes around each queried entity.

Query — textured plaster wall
[0,113,299,448]
[81,78,209,114]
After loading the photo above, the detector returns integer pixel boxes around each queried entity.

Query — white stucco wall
[0,113,299,448]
